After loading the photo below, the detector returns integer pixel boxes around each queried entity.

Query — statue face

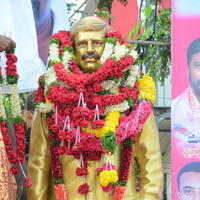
[74,31,105,73]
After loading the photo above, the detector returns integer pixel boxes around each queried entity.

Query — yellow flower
[46,98,51,104]
[109,170,119,183]
[82,111,120,138]
[99,171,110,187]
[138,74,156,103]
[99,170,119,187]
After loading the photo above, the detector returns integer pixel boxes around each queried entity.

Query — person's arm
[27,112,51,200]
[134,113,163,200]
[0,35,16,52]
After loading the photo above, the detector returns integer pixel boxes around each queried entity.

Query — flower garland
[0,49,32,187]
[35,30,156,200]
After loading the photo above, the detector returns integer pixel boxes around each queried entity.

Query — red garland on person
[0,120,18,174]
[113,139,133,200]
[34,75,46,103]
[0,49,32,187]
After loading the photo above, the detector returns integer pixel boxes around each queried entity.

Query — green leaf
[123,137,134,146]
[102,131,116,154]
[6,46,15,54]
[63,46,73,53]
[96,90,111,95]
[127,98,134,107]
[50,140,59,146]
[50,38,60,45]
[106,37,117,45]
[0,77,3,84]
[128,22,142,40]
[6,75,18,84]
[120,72,128,85]
[142,6,153,18]
[117,180,127,186]
[0,117,8,123]
[107,76,118,83]
[48,60,60,67]
[53,178,64,184]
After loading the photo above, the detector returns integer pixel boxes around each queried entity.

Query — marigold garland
[82,111,120,138]
[138,74,156,103]
[35,30,156,199]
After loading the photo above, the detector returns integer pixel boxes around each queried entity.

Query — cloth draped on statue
[0,130,17,200]
[27,112,163,200]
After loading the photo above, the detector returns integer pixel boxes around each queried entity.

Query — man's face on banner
[177,172,200,200]
[31,0,50,26]
[189,52,200,97]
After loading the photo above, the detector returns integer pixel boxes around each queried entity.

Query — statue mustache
[82,53,100,61]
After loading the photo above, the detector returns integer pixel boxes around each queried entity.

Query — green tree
[128,1,171,84]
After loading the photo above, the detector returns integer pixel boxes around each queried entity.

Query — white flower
[49,43,60,61]
[37,103,54,113]
[105,100,130,114]
[9,84,22,117]
[103,154,115,165]
[0,86,6,119]
[110,81,121,94]
[113,43,129,60]
[102,80,115,91]
[100,43,114,63]
[129,49,139,60]
[62,51,72,73]
[45,67,57,86]
[102,80,121,94]
[125,65,140,87]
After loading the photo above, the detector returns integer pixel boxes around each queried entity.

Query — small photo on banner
[172,0,200,200]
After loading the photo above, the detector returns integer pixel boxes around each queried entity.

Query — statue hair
[70,16,111,40]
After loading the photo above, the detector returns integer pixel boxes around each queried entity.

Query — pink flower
[24,177,33,187]
[78,183,89,194]
[113,184,126,200]
[102,184,114,193]
[76,167,88,176]
[10,166,19,175]
[5,53,18,62]
[96,167,103,176]
[92,120,105,129]
[93,83,103,92]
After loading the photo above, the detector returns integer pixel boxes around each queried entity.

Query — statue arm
[134,113,163,200]
[27,112,51,200]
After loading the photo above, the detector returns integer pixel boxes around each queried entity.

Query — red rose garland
[34,76,46,103]
[78,183,90,194]
[0,49,31,187]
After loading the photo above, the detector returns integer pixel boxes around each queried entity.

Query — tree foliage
[128,3,171,85]
[97,0,128,11]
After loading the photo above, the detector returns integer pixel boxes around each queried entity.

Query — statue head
[70,16,111,73]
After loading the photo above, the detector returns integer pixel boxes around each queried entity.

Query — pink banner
[172,1,200,199]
